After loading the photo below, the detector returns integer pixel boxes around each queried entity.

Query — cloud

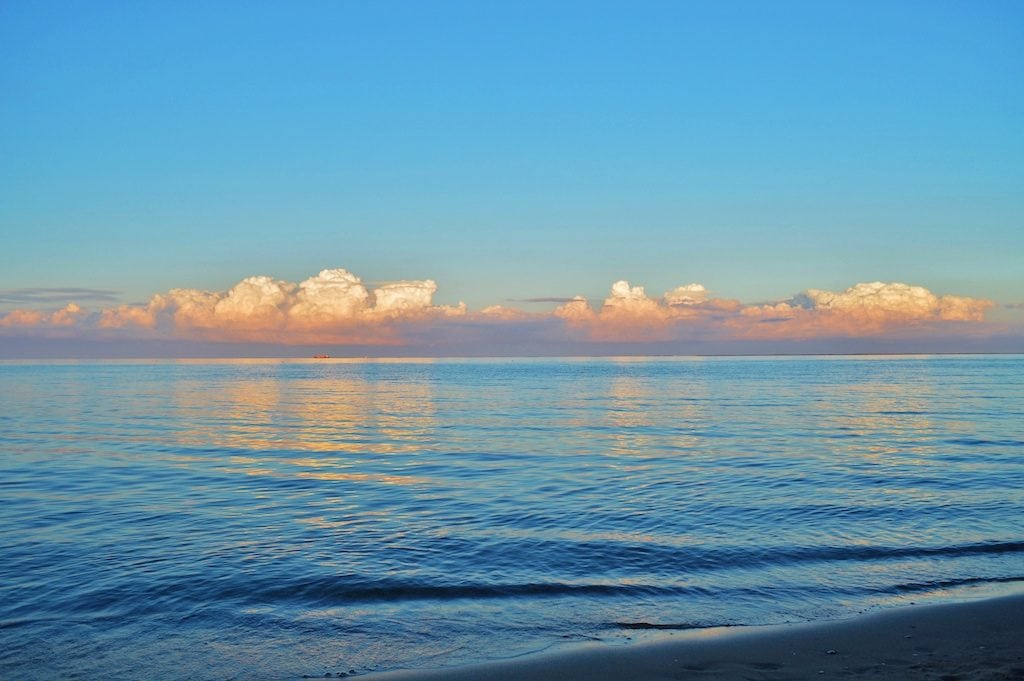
[663,283,708,306]
[480,304,536,320]
[0,287,120,306]
[553,295,594,322]
[99,303,160,329]
[0,303,85,329]
[214,275,294,328]
[0,309,45,327]
[86,268,463,344]
[734,282,994,339]
[797,281,991,322]
[552,279,996,343]
[0,270,1002,352]
[606,280,662,312]
[289,269,369,324]
[554,280,737,341]
[372,280,437,315]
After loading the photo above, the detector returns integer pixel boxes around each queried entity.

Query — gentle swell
[769,540,1024,564]
[252,580,700,602]
[945,437,1024,447]
[508,538,1024,574]
[49,540,1024,617]
[887,575,1024,594]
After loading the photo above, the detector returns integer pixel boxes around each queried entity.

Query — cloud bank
[0,268,1008,354]
[91,269,464,344]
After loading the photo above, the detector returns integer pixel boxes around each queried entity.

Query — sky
[1,1,1022,356]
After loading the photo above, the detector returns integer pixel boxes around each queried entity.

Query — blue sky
[1,1,1022,320]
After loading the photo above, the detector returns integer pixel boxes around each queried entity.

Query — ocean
[1,356,1022,679]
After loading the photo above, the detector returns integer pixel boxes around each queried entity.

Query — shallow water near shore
[2,356,1023,679]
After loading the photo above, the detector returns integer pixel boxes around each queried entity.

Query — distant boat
[312,353,330,359]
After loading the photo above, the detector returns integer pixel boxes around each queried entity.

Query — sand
[360,592,1024,680]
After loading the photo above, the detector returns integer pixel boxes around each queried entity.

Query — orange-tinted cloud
[663,283,709,306]
[734,281,994,339]
[0,270,1001,349]
[550,279,995,343]
[94,268,465,344]
[0,309,46,327]
[555,280,739,341]
[478,305,536,320]
[0,303,84,329]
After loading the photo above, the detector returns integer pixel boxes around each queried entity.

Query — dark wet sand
[362,593,1024,680]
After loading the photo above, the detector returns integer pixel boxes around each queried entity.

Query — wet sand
[362,592,1024,680]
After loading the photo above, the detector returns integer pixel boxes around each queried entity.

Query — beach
[365,592,1024,681]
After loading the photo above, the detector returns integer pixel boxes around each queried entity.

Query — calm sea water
[1,356,1023,679]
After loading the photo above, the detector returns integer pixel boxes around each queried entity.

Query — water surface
[1,356,1022,679]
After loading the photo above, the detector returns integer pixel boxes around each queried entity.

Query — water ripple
[1,356,1023,679]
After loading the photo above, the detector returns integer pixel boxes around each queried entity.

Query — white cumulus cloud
[94,268,461,343]
[373,280,438,315]
[214,276,294,328]
[799,281,992,322]
[663,283,708,306]
[0,272,1000,349]
[289,269,371,324]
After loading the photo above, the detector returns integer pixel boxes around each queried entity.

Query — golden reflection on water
[605,375,657,457]
[215,464,429,486]
[668,379,711,452]
[283,456,432,484]
[811,375,948,468]
[283,378,373,452]
[164,365,440,487]
[604,371,712,457]
[362,383,437,449]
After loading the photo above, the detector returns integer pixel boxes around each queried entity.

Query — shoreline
[361,592,1024,680]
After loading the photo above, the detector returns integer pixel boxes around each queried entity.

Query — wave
[945,437,1024,447]
[769,540,1024,564]
[888,574,1024,594]
[245,579,705,603]
[500,538,1024,574]
[607,621,735,631]
[262,570,1024,606]
[45,540,1024,621]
